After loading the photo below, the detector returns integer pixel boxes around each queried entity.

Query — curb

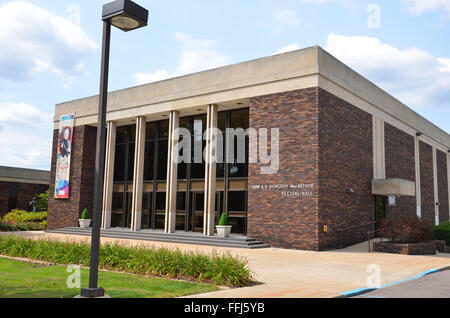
[339,268,443,298]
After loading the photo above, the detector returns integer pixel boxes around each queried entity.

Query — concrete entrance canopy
[372,179,416,197]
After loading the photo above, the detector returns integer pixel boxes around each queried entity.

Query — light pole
[81,0,148,298]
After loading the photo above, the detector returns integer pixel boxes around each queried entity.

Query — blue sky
[0,0,449,170]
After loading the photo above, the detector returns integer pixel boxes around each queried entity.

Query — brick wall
[317,88,374,250]
[420,141,435,227]
[16,183,49,211]
[0,182,9,217]
[47,125,97,230]
[437,150,449,224]
[0,181,48,216]
[384,123,417,218]
[248,88,320,251]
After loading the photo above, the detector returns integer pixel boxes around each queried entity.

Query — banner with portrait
[54,114,74,199]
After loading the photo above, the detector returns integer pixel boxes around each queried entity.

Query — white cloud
[0,102,52,169]
[0,127,52,169]
[178,50,231,75]
[402,0,450,15]
[438,58,450,72]
[0,1,98,83]
[274,7,302,26]
[0,102,52,127]
[299,0,359,8]
[132,33,231,85]
[133,70,171,85]
[174,32,232,74]
[274,44,301,55]
[324,34,450,111]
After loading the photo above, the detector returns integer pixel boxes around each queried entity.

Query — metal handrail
[367,229,384,253]
[334,222,376,232]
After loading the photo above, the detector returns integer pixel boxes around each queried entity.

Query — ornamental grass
[0,235,255,287]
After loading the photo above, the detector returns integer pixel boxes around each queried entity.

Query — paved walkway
[3,231,450,298]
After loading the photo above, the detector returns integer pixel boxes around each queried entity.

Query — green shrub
[434,222,450,245]
[36,190,49,212]
[1,210,47,232]
[0,236,255,287]
[3,210,47,223]
[81,209,89,220]
[0,220,45,232]
[219,213,228,226]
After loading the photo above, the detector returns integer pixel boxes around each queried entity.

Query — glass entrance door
[192,192,204,233]
[190,192,222,233]
[111,190,132,228]
[374,196,386,234]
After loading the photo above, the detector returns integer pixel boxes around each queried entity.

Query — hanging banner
[54,114,74,199]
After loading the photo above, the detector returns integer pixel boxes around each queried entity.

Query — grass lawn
[0,257,219,298]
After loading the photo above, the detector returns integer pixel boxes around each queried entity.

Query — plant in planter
[379,215,432,244]
[216,213,232,238]
[78,209,91,228]
[374,215,436,255]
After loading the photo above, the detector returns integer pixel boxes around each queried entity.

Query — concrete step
[45,228,270,249]
[50,227,259,244]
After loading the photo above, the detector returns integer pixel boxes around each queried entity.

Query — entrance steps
[45,227,271,249]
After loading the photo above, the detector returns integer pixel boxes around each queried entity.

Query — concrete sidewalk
[3,231,450,298]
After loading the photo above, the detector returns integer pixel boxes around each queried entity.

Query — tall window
[141,120,169,230]
[174,109,249,234]
[112,125,136,228]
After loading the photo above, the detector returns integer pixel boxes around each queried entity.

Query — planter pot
[216,225,232,238]
[434,240,446,253]
[373,241,436,255]
[78,219,92,229]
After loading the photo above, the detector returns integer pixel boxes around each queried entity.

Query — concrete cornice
[317,47,450,149]
[0,166,50,185]
[53,45,450,149]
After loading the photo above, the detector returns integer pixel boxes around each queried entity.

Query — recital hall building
[47,46,450,251]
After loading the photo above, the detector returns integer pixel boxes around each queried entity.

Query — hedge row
[434,222,450,245]
[0,236,255,287]
[2,210,47,223]
[0,221,46,232]
[0,210,47,232]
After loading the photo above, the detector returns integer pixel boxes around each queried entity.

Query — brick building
[47,46,450,251]
[0,166,50,217]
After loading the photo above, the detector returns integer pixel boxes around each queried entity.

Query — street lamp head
[102,0,148,32]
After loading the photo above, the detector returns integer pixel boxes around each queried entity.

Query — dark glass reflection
[114,144,126,182]
[159,120,169,138]
[230,109,249,129]
[155,192,166,211]
[176,192,186,211]
[141,192,151,229]
[127,143,135,182]
[144,141,155,181]
[157,140,168,180]
[228,191,246,212]
[146,123,157,140]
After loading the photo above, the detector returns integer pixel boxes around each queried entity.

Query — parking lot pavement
[357,270,450,298]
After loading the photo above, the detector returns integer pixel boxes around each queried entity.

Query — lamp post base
[80,287,105,298]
